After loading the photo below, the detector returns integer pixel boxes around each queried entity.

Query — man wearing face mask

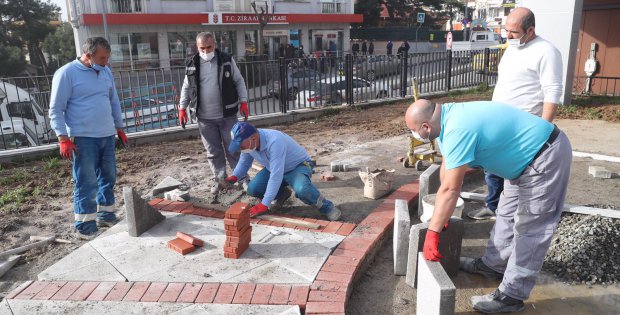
[225,122,342,221]
[470,7,563,221]
[49,37,127,240]
[178,32,249,194]
[406,99,571,313]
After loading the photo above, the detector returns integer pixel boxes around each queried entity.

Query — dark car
[268,68,325,100]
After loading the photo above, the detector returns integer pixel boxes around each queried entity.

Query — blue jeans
[72,136,117,234]
[246,163,333,214]
[484,171,504,212]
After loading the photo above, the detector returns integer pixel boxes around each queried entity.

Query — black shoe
[270,187,292,211]
[471,289,524,314]
[460,257,504,280]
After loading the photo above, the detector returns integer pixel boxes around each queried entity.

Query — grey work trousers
[197,116,240,179]
[482,131,572,301]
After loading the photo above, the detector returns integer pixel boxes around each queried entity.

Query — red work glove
[179,108,188,127]
[59,138,77,160]
[116,128,128,146]
[423,229,443,261]
[225,175,238,184]
[239,102,249,121]
[249,203,269,217]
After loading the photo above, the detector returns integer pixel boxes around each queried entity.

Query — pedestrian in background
[386,40,393,56]
[361,40,368,55]
[368,40,374,55]
[178,32,249,194]
[49,37,127,240]
[470,7,563,221]
[352,41,360,56]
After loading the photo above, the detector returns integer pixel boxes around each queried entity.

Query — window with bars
[109,0,143,13]
[321,2,342,14]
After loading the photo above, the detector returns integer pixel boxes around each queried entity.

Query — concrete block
[416,252,456,315]
[418,163,441,219]
[393,199,411,275]
[406,218,463,288]
[164,189,190,201]
[152,176,183,196]
[321,172,336,181]
[330,161,349,172]
[588,166,612,179]
[124,186,165,237]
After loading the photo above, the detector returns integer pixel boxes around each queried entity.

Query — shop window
[109,33,132,70]
[245,31,258,56]
[169,32,198,67]
[131,33,159,69]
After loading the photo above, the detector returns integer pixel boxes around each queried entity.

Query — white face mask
[200,51,215,61]
[508,32,529,48]
[241,139,256,153]
[411,130,430,143]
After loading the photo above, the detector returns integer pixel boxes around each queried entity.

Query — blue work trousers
[484,171,504,212]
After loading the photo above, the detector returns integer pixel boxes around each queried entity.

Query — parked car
[352,55,401,81]
[297,76,389,107]
[269,68,325,100]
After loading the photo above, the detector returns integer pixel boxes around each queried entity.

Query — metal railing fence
[0,48,502,151]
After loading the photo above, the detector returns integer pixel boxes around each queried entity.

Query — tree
[0,0,60,75]
[354,0,382,28]
[0,44,26,76]
[382,0,413,23]
[425,0,464,31]
[251,1,271,56]
[42,22,76,72]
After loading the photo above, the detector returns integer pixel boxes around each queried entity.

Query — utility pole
[102,0,109,40]
[464,3,469,41]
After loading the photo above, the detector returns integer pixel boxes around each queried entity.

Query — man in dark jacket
[178,32,249,194]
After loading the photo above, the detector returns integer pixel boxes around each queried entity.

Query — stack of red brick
[224,202,252,259]
[168,232,204,255]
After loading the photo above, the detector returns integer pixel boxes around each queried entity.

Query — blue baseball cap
[228,122,257,152]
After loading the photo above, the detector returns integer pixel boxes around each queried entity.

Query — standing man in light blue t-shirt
[405,99,571,314]
[49,37,127,240]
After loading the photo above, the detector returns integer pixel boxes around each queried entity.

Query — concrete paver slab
[4,300,190,315]
[225,260,307,284]
[169,303,300,315]
[37,244,125,282]
[0,299,12,315]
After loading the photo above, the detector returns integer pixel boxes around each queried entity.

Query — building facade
[67,0,361,70]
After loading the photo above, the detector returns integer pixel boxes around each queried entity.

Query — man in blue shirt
[225,122,341,221]
[49,37,127,240]
[405,99,572,314]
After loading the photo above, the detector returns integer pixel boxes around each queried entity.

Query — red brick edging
[6,181,422,315]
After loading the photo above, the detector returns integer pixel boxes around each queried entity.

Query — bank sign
[206,13,289,25]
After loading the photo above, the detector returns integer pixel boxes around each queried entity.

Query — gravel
[544,212,620,286]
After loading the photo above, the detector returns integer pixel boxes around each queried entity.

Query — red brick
[224,217,250,227]
[326,255,361,267]
[288,285,310,309]
[32,282,66,300]
[224,242,249,254]
[337,237,373,253]
[282,223,297,229]
[269,221,285,227]
[308,290,346,302]
[332,248,366,260]
[86,282,117,301]
[269,285,291,305]
[321,172,335,181]
[250,284,274,304]
[195,283,220,303]
[103,282,133,301]
[212,211,226,219]
[168,238,196,255]
[140,282,167,302]
[296,227,310,231]
[226,227,252,243]
[314,219,331,231]
[123,282,150,301]
[316,271,353,284]
[147,198,164,206]
[177,283,203,303]
[321,261,357,275]
[224,252,242,259]
[151,199,172,209]
[225,225,251,237]
[321,222,343,234]
[213,283,238,304]
[360,215,393,230]
[303,218,318,223]
[256,219,270,225]
[68,282,99,301]
[158,283,185,302]
[310,281,347,292]
[176,232,204,246]
[305,301,346,313]
[225,239,251,248]
[161,201,189,212]
[225,202,250,219]
[51,282,83,300]
[5,281,33,299]
[232,283,255,304]
[14,281,48,299]
[335,223,356,236]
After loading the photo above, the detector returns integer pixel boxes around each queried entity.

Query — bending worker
[405,99,571,314]
[225,122,341,221]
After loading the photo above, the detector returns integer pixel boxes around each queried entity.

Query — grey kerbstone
[418,163,441,219]
[588,166,612,179]
[164,189,190,201]
[152,176,183,196]
[124,186,165,237]
[405,217,463,288]
[394,199,411,275]
[416,252,456,315]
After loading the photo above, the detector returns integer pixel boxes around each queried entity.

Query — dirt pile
[544,212,620,286]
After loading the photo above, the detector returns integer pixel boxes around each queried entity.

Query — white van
[0,81,54,144]
[0,119,37,150]
[449,31,502,52]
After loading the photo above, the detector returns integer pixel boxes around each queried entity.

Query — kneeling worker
[226,122,341,221]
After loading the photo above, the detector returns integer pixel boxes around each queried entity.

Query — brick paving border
[6,177,453,314]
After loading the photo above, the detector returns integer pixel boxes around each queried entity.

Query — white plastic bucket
[420,194,464,222]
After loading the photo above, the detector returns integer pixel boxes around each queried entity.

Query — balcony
[321,1,344,14]
[108,0,145,13]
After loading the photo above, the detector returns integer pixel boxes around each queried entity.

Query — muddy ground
[1,91,619,313]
